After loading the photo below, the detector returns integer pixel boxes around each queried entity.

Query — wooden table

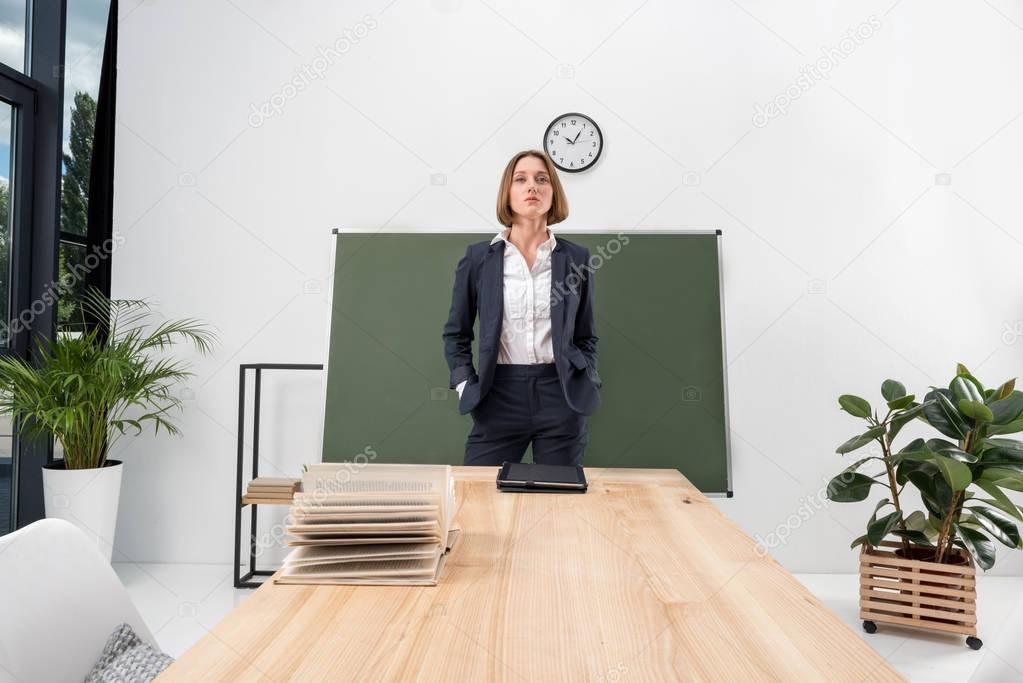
[159,467,903,681]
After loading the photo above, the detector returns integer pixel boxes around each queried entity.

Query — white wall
[112,0,1023,573]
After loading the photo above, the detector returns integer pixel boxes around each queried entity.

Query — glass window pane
[58,241,89,333]
[0,1,27,73]
[61,1,112,238]
[0,100,13,347]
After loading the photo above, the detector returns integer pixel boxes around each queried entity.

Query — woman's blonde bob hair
[495,150,569,228]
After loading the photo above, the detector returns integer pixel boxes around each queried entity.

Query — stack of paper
[275,463,458,586]
[245,477,300,501]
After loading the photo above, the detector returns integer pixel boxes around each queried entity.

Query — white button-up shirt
[494,226,556,365]
[456,227,557,397]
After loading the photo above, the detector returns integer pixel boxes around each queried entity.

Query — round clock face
[543,113,602,173]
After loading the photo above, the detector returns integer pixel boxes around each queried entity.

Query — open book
[274,463,459,586]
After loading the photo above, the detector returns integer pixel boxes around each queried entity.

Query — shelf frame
[234,363,323,589]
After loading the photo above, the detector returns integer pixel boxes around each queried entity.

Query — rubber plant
[827,365,1023,570]
[826,379,929,555]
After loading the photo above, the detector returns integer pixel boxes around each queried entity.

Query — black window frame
[1,0,73,530]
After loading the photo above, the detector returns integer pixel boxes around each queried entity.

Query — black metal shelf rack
[234,363,323,588]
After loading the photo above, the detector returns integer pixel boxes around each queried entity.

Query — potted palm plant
[0,288,215,561]
[827,365,1023,650]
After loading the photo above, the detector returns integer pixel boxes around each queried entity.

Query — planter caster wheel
[862,620,877,634]
[966,636,983,650]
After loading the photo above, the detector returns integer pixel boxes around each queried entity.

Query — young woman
[442,149,602,466]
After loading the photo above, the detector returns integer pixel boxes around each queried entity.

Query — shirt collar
[491,227,557,252]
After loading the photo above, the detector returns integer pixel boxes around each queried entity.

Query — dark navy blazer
[442,236,602,417]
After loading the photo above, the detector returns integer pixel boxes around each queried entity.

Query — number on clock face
[543,113,602,173]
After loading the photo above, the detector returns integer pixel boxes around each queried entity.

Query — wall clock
[543,112,602,173]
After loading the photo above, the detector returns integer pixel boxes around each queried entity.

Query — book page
[286,536,442,546]
[301,463,451,537]
[277,464,455,584]
[284,544,439,566]
[284,557,439,578]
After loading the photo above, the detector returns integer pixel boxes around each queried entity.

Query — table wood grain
[158,467,902,682]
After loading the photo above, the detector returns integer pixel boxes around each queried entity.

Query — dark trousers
[464,363,588,466]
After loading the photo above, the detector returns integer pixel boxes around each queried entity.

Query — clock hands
[564,130,583,145]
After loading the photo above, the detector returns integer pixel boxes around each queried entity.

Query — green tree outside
[58,91,98,331]
[0,180,9,337]
[0,91,95,343]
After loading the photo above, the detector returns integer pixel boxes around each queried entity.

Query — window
[0,67,36,535]
[0,1,27,73]
[0,2,79,534]
[0,98,13,341]
[58,0,112,333]
[0,92,15,530]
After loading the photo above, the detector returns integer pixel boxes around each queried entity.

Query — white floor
[112,564,1023,681]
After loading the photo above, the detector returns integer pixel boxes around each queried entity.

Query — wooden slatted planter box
[859,541,982,649]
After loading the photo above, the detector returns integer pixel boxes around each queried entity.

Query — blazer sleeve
[442,244,478,389]
[574,247,599,369]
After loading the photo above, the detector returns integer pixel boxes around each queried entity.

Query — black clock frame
[543,112,603,173]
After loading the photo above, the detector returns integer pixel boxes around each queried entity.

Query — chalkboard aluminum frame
[319,228,733,497]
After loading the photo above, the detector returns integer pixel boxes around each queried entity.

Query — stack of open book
[275,463,458,586]
[244,477,299,502]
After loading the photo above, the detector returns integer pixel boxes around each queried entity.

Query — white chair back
[0,518,154,683]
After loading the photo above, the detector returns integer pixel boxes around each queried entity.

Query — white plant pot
[42,460,123,563]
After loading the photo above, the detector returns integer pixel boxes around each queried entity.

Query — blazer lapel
[481,241,504,347]
[551,243,566,351]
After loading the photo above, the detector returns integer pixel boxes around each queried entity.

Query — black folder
[496,462,588,493]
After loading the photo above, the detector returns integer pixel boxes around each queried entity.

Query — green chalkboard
[321,230,732,494]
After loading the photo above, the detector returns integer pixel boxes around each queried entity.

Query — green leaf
[890,529,934,546]
[959,399,994,423]
[869,497,892,524]
[908,463,954,513]
[995,379,1016,401]
[889,402,926,441]
[867,510,902,546]
[936,392,970,431]
[886,395,915,410]
[836,425,885,454]
[979,467,1023,492]
[951,376,985,404]
[956,524,996,570]
[895,437,935,463]
[974,480,1023,521]
[838,455,881,475]
[935,446,978,464]
[988,438,1023,452]
[839,394,872,419]
[896,457,926,486]
[989,391,1023,426]
[989,417,1023,435]
[968,506,1022,548]
[904,510,928,531]
[923,389,967,439]
[979,444,1023,472]
[881,380,906,402]
[827,473,879,503]
[895,449,935,466]
[850,534,868,549]
[934,454,973,491]
[899,438,927,453]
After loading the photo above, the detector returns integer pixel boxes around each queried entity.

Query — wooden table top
[158,467,902,682]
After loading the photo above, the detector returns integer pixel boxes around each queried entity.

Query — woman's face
[508,156,553,221]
